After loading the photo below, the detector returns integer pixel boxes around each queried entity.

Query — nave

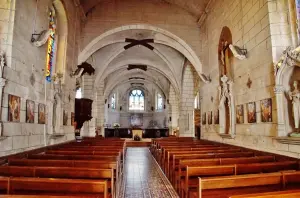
[0,137,298,197]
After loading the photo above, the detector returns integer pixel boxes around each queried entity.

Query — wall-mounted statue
[289,81,300,135]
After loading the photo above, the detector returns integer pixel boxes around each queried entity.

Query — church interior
[1,0,300,197]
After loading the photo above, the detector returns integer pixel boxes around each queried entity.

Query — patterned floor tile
[118,147,179,198]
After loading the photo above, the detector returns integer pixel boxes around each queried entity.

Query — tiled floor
[119,147,179,198]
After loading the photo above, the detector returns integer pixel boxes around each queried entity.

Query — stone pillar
[0,78,6,135]
[168,85,179,134]
[274,85,287,137]
[179,64,195,137]
[95,85,105,136]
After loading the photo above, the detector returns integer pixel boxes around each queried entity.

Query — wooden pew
[175,156,275,190]
[195,171,300,198]
[197,172,283,198]
[8,158,120,192]
[183,161,298,197]
[229,190,300,198]
[170,152,254,183]
[165,148,243,177]
[0,166,115,197]
[0,177,108,197]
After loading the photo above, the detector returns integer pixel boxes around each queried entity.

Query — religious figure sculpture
[289,81,300,134]
[218,75,236,136]
[52,93,62,133]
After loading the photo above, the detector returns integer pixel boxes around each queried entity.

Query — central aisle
[120,147,179,198]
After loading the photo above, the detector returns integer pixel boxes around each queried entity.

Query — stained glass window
[75,88,82,99]
[129,89,144,111]
[111,94,116,109]
[296,0,300,40]
[157,93,163,110]
[45,7,56,82]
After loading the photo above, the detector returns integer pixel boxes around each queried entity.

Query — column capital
[0,78,6,87]
[274,85,285,93]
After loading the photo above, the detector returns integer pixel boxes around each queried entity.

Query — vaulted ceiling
[79,0,211,18]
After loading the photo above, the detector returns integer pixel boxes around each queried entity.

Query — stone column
[179,64,195,137]
[0,78,6,136]
[274,85,287,137]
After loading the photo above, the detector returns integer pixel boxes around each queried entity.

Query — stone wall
[200,0,300,158]
[0,0,80,156]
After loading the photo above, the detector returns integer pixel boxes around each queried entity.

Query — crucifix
[220,41,229,76]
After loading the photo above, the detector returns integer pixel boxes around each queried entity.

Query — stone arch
[93,47,180,94]
[274,48,300,137]
[78,24,210,83]
[52,0,68,80]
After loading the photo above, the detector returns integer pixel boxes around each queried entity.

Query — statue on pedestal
[289,81,300,136]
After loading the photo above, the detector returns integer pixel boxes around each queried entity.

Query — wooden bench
[182,161,298,197]
[195,171,300,198]
[0,177,108,197]
[229,190,300,198]
[175,156,275,190]
[197,172,283,198]
[170,152,254,183]
[0,166,115,196]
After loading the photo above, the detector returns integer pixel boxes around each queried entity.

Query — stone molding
[274,45,300,137]
[275,137,300,145]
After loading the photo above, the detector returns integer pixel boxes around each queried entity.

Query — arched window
[129,89,144,111]
[111,94,116,109]
[194,93,199,109]
[45,7,57,82]
[75,88,82,99]
[46,1,68,82]
[156,93,163,110]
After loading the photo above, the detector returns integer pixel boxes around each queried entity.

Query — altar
[132,129,143,140]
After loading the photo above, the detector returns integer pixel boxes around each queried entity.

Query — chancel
[1,0,300,198]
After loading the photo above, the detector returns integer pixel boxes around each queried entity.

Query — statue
[52,93,62,133]
[289,81,300,133]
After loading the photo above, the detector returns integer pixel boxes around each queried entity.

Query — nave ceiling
[79,0,211,18]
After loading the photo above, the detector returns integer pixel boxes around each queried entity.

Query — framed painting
[202,112,206,125]
[261,98,272,122]
[8,94,20,122]
[63,110,68,126]
[247,102,256,123]
[71,112,75,126]
[26,100,35,123]
[38,104,46,124]
[214,109,219,124]
[130,114,143,127]
[236,105,244,124]
[208,111,212,125]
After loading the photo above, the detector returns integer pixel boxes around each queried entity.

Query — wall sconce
[120,106,122,111]
[151,106,154,111]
